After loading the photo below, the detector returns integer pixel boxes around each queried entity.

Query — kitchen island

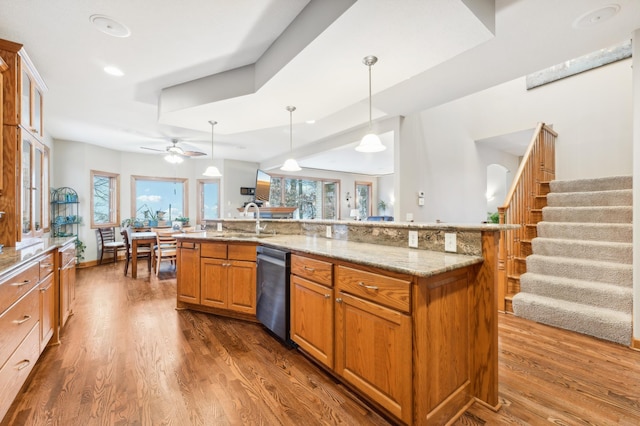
[174,221,508,425]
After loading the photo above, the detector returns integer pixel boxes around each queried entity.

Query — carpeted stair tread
[542,206,632,223]
[549,176,632,193]
[511,293,631,346]
[537,222,632,243]
[546,189,632,207]
[526,254,632,287]
[531,237,632,264]
[519,272,632,313]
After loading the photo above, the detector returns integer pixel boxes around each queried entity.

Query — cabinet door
[290,275,334,368]
[201,258,227,308]
[177,244,201,304]
[227,260,256,315]
[39,273,55,349]
[335,291,412,424]
[59,262,70,327]
[20,135,32,236]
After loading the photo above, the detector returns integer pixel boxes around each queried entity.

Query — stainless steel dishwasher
[256,246,292,345]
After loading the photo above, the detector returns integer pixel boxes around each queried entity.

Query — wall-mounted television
[255,169,271,203]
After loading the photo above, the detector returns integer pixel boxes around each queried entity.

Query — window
[131,176,188,222]
[355,181,372,219]
[91,170,120,228]
[269,175,340,219]
[197,179,220,223]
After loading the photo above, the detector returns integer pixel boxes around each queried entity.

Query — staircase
[511,176,632,346]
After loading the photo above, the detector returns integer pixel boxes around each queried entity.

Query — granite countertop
[175,232,483,278]
[0,237,76,275]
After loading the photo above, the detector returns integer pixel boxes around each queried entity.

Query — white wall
[377,174,395,217]
[631,29,639,344]
[396,57,632,223]
[222,159,259,218]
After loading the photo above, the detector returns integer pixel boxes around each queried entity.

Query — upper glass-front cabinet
[21,68,43,136]
[20,129,48,239]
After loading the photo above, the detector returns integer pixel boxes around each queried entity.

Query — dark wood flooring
[3,262,640,425]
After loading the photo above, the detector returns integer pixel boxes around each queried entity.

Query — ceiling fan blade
[141,146,165,153]
[182,150,206,157]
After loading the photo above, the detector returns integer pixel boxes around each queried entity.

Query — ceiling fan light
[165,154,183,164]
[167,145,184,154]
[356,133,386,152]
[281,158,302,172]
[203,165,222,177]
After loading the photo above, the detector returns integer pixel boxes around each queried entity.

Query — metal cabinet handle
[358,281,379,291]
[336,298,342,303]
[14,315,31,325]
[11,279,31,287]
[324,294,331,299]
[16,359,31,370]
[303,266,315,272]
[41,263,54,267]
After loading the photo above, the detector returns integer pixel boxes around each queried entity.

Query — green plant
[377,200,387,214]
[75,238,86,263]
[175,216,190,224]
[487,212,500,224]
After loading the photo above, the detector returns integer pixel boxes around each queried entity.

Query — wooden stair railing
[497,123,556,313]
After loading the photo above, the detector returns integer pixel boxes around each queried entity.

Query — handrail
[497,123,556,312]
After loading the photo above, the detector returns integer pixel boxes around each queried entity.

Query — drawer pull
[16,359,31,370]
[336,298,343,303]
[303,266,315,272]
[41,263,54,267]
[14,315,32,325]
[11,279,32,287]
[358,281,379,291]
[324,294,331,299]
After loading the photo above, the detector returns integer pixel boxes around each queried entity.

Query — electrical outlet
[408,231,419,248]
[216,223,223,232]
[445,233,457,252]
[326,225,332,239]
[406,213,414,222]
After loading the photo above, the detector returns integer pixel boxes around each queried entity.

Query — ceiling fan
[141,139,206,157]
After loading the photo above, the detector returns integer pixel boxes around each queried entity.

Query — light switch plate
[408,231,419,248]
[326,225,332,239]
[216,223,223,232]
[406,213,414,222]
[445,233,457,252]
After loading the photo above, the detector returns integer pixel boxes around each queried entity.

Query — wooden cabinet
[0,38,48,248]
[177,240,257,319]
[335,267,412,424]
[290,254,334,368]
[289,256,413,424]
[59,241,76,329]
[0,249,58,421]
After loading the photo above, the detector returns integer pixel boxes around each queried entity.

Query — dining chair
[154,231,178,276]
[97,227,126,264]
[120,229,152,276]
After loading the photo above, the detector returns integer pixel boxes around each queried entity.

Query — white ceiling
[0,0,639,176]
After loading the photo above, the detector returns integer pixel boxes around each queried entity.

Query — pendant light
[203,120,222,177]
[281,105,301,172]
[355,55,386,153]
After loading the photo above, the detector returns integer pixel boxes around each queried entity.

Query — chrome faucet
[243,202,266,235]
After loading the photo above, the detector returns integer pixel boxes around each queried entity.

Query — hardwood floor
[3,262,640,425]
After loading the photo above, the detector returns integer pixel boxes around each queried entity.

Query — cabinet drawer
[39,252,55,279]
[336,266,411,313]
[0,323,40,421]
[60,242,76,266]
[201,243,227,259]
[228,244,256,261]
[291,255,333,286]
[0,262,39,314]
[0,288,39,368]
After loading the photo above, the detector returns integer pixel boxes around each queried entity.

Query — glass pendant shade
[356,133,385,152]
[281,158,301,172]
[165,153,183,164]
[203,166,222,177]
[356,55,386,153]
[281,105,302,172]
[204,120,222,177]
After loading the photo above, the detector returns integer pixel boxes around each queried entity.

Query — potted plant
[175,216,190,226]
[378,200,387,215]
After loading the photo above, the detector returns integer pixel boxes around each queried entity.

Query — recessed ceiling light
[306,119,316,124]
[90,14,131,37]
[104,66,124,77]
[573,4,620,29]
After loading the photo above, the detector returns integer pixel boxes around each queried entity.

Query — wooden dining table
[130,231,157,279]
